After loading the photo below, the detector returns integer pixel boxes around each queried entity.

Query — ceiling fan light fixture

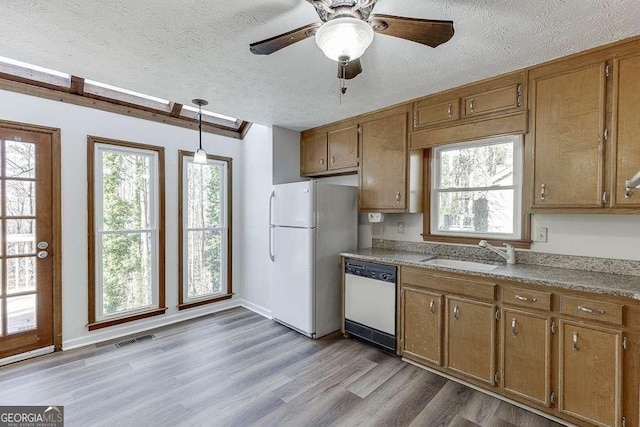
[315,17,374,62]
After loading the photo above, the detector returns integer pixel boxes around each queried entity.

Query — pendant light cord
[198,104,203,151]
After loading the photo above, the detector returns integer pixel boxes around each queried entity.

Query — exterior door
[0,123,58,359]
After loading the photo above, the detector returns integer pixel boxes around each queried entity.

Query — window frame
[178,150,233,310]
[87,136,166,330]
[424,135,530,247]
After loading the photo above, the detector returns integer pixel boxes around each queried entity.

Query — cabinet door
[300,133,328,175]
[463,84,522,117]
[558,321,622,427]
[500,309,552,406]
[531,63,606,208]
[359,112,407,211]
[328,126,358,170]
[612,53,640,207]
[446,297,496,385]
[401,287,442,366]
[413,99,460,129]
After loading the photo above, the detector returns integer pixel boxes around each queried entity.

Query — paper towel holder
[368,213,385,223]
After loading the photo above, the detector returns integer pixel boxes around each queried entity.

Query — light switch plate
[535,227,548,243]
[397,222,405,234]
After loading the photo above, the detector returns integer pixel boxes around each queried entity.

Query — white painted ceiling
[1,0,639,131]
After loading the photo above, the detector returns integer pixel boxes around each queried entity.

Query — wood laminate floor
[0,308,564,427]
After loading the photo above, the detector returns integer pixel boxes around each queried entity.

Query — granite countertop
[341,248,640,300]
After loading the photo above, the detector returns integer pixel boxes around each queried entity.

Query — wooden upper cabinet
[300,133,328,175]
[500,308,552,407]
[413,98,460,130]
[401,287,443,366]
[445,296,496,385]
[612,53,640,207]
[530,62,607,208]
[328,125,358,170]
[558,321,623,427]
[359,111,408,211]
[463,84,522,117]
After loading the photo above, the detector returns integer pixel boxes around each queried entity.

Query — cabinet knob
[453,305,459,320]
[602,191,608,205]
[469,99,475,113]
[331,156,335,165]
[511,318,517,335]
[447,103,452,118]
[320,158,325,167]
[626,180,634,199]
[540,184,546,201]
[396,192,401,204]
[429,300,435,314]
[572,331,579,351]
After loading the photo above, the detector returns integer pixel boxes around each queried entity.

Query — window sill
[422,233,532,249]
[87,307,167,331]
[178,293,233,310]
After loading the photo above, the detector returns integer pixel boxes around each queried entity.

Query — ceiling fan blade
[368,14,454,48]
[337,59,363,80]
[250,23,322,55]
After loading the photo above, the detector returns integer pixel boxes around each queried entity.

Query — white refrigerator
[269,180,358,338]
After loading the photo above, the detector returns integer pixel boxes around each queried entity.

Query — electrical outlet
[397,222,405,234]
[536,227,548,243]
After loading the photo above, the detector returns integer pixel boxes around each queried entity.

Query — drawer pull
[573,332,579,351]
[429,300,435,314]
[577,305,605,315]
[515,294,538,303]
[511,318,517,335]
[447,103,452,117]
[453,305,459,320]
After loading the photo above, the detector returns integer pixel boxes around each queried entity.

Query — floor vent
[115,334,155,348]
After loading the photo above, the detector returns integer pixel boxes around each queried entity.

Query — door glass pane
[101,151,152,231]
[7,257,36,294]
[186,230,222,299]
[5,141,36,178]
[6,219,35,255]
[5,180,36,216]
[101,232,153,316]
[187,162,222,228]
[7,294,36,334]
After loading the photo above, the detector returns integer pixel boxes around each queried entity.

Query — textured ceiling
[1,0,639,131]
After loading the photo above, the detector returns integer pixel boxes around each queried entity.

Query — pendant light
[192,98,208,164]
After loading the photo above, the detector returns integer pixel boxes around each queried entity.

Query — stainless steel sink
[422,258,498,272]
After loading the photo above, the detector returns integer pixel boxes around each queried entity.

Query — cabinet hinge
[550,392,556,405]
[357,125,362,135]
[516,84,523,107]
[494,372,500,384]
[623,336,628,351]
[551,321,556,335]
[413,111,418,128]
[605,64,611,77]
[495,309,501,321]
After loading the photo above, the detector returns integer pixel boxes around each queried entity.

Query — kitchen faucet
[478,240,516,265]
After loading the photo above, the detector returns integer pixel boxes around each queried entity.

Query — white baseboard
[63,299,242,351]
[238,299,272,319]
[0,346,55,367]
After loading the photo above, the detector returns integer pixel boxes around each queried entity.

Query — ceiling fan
[249,0,455,81]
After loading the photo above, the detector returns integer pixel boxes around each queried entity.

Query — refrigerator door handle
[269,191,275,261]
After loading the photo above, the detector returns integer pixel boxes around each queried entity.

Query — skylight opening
[181,105,238,123]
[84,79,170,105]
[0,56,70,78]
[0,55,70,88]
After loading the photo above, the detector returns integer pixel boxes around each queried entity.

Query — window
[431,135,523,240]
[178,151,232,309]
[180,105,241,131]
[88,137,166,329]
[84,79,172,112]
[0,55,70,88]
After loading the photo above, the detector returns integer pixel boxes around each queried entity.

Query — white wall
[378,212,640,261]
[241,124,274,316]
[0,89,255,349]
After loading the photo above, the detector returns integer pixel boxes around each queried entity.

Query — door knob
[37,241,49,249]
[37,251,49,259]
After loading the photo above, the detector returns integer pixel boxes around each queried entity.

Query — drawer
[560,295,623,325]
[401,266,495,301]
[502,286,552,311]
[413,99,460,129]
[462,84,522,117]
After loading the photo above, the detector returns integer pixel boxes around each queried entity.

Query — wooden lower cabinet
[500,308,552,406]
[558,320,623,427]
[445,296,496,385]
[401,287,442,366]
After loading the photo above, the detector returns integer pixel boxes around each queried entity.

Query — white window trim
[94,143,160,321]
[430,135,524,240]
[181,155,229,303]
